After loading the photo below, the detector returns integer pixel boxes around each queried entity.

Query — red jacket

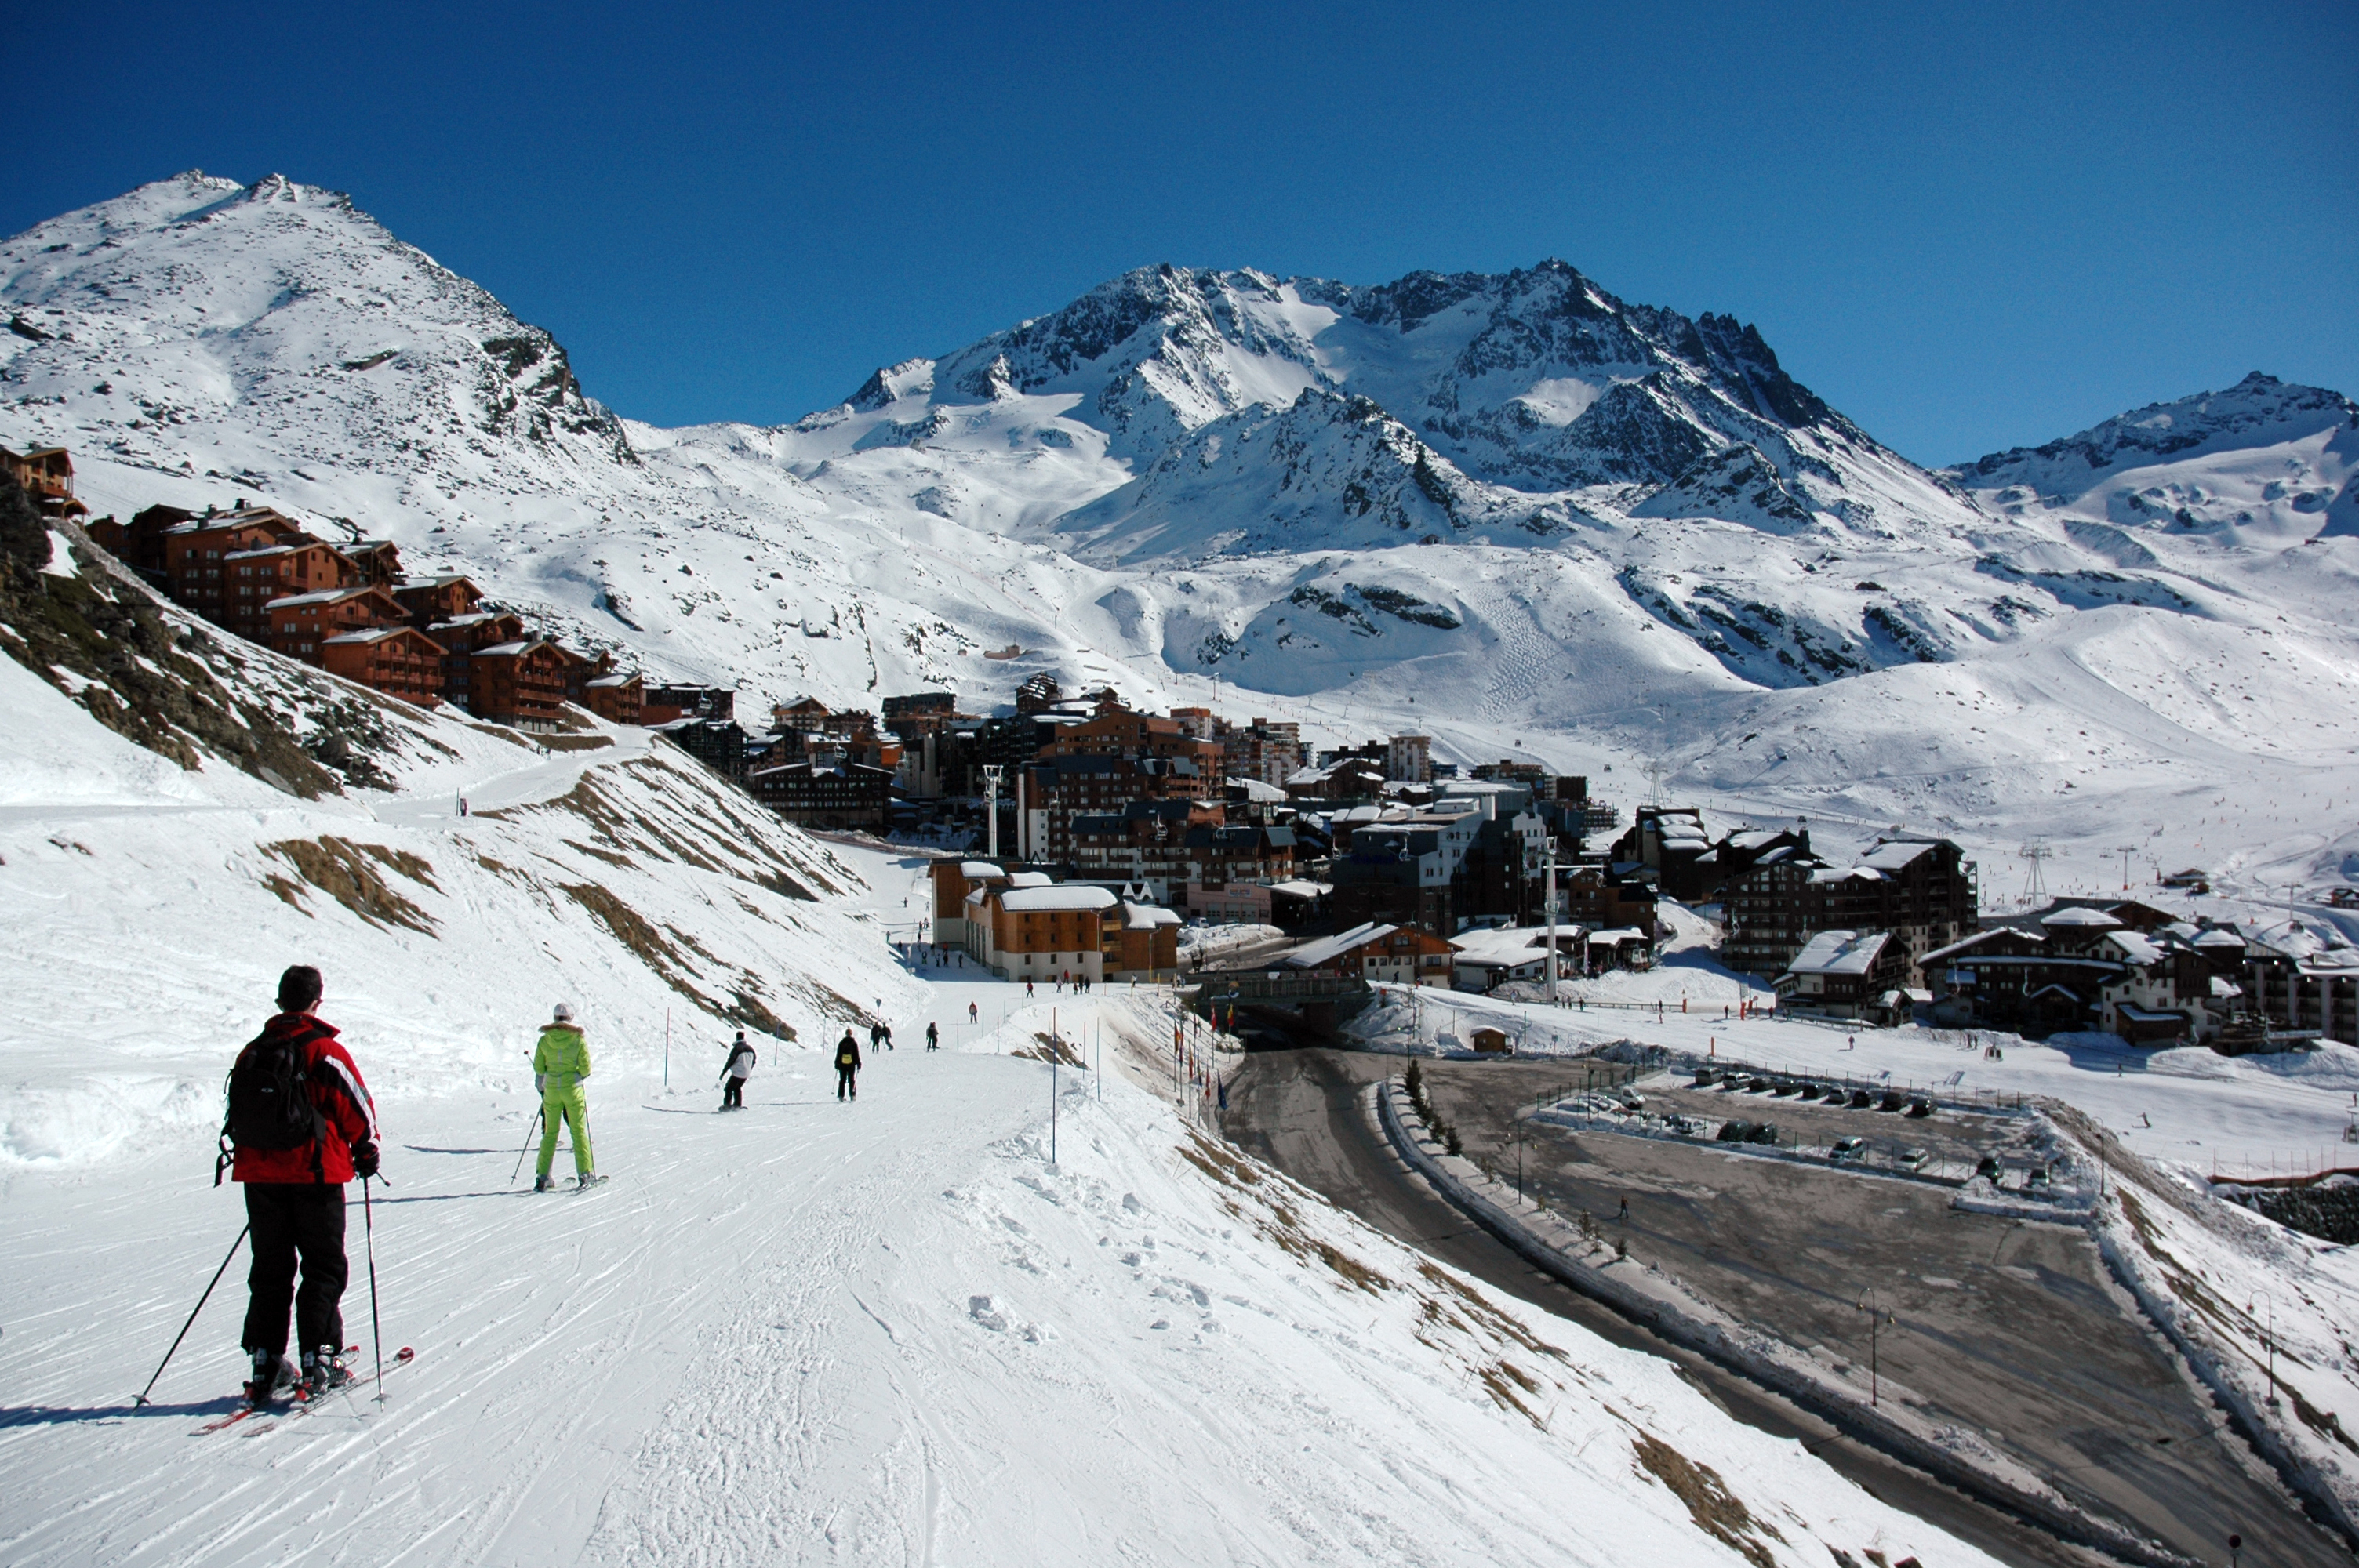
[231,1014,379,1184]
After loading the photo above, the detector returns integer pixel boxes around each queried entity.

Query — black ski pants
[722,1077,745,1109]
[242,1181,347,1360]
[837,1065,858,1101]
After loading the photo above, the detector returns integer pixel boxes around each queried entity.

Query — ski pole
[363,1174,385,1404]
[511,1107,543,1184]
[134,1223,249,1406]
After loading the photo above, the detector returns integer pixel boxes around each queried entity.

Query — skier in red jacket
[224,964,379,1406]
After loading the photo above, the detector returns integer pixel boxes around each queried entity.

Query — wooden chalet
[2,445,87,521]
[583,670,644,724]
[394,575,483,629]
[321,626,445,707]
[267,584,406,662]
[165,509,312,624]
[223,539,356,643]
[427,612,525,710]
[468,641,569,728]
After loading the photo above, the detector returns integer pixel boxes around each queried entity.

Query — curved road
[1223,1047,2346,1568]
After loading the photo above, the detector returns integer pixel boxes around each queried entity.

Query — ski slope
[0,579,1994,1564]
[0,961,1994,1568]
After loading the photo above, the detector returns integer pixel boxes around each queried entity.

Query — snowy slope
[4,172,2357,918]
[0,546,1998,1564]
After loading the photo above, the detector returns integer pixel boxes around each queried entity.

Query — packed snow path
[2,994,1993,1568]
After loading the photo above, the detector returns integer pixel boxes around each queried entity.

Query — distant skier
[533,1004,605,1191]
[925,1022,939,1051]
[220,964,379,1406]
[870,1019,892,1053]
[836,1029,863,1102]
[969,1002,979,1024]
[718,1030,756,1111]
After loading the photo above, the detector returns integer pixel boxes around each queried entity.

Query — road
[1224,1048,2350,1568]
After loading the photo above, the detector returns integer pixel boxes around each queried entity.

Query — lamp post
[1859,1289,1892,1406]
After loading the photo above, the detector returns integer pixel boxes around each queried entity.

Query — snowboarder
[836,1029,862,1101]
[533,1004,604,1191]
[925,1022,939,1051]
[223,964,379,1406]
[718,1030,756,1110]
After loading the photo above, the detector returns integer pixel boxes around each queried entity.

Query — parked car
[1830,1137,1866,1163]
[1849,1089,1874,1109]
[1747,1123,1781,1145]
[1878,1090,1906,1112]
[1899,1147,1930,1171]
[1717,1119,1757,1143]
[1905,1097,1932,1119]
[1976,1155,2002,1181]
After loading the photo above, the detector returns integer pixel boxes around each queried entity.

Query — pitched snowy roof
[265,586,376,608]
[1122,904,1183,928]
[321,626,415,645]
[2105,931,2165,967]
[1809,866,1881,885]
[2193,927,2248,949]
[959,861,1005,878]
[1586,927,1648,945]
[1450,927,1562,963]
[1859,840,1937,871]
[2041,906,2121,928]
[1923,927,2041,964]
[1226,777,1286,802]
[1005,871,1052,888]
[999,884,1118,913]
[1267,880,1332,898]
[1783,929,1891,977]
[1285,922,1395,968]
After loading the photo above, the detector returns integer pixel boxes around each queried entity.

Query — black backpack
[215,1030,325,1183]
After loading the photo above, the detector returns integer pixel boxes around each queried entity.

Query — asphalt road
[1223,1048,2350,1568]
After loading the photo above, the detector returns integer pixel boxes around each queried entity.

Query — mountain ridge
[6,171,2358,912]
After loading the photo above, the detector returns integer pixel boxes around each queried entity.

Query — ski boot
[245,1349,297,1407]
[300,1347,355,1399]
[533,1173,554,1192]
[576,1171,609,1190]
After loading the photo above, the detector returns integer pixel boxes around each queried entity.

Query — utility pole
[1859,1290,1892,1406]
[1545,837,1560,1005]
[982,765,1003,859]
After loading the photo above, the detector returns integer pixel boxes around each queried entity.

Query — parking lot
[1575,1073,2066,1189]
[1406,1058,2347,1568]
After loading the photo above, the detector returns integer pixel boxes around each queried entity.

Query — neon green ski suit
[533,1024,595,1178]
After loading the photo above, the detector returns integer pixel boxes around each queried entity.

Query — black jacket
[836,1033,862,1070]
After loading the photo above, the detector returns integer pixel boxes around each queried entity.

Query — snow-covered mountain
[5,172,2357,913]
[1,512,2009,1568]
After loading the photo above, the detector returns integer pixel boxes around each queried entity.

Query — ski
[194,1345,414,1434]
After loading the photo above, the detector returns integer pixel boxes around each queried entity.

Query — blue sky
[13,0,2354,463]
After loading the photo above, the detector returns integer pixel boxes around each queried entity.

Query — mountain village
[14,433,2351,1060]
[5,153,2359,1568]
